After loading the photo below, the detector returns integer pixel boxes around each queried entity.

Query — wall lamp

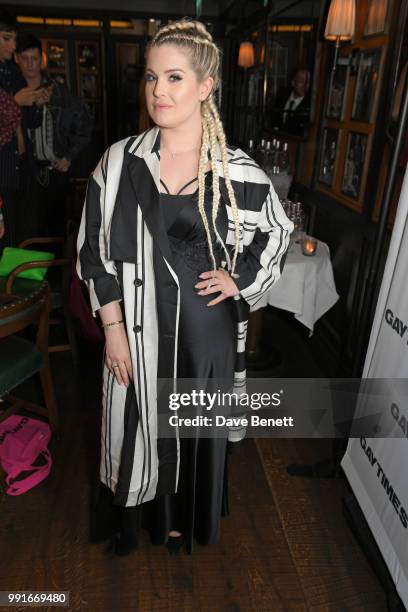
[324,0,356,71]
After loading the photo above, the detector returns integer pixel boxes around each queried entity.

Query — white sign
[342,168,408,608]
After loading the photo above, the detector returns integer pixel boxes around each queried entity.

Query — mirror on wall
[231,0,322,147]
[264,0,321,139]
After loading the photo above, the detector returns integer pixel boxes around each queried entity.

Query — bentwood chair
[0,282,58,430]
[1,226,79,365]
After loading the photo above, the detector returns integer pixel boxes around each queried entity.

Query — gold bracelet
[102,320,124,329]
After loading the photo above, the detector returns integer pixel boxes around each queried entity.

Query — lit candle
[302,236,317,256]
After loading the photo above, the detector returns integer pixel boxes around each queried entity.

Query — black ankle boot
[166,534,185,555]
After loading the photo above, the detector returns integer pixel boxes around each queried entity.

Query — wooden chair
[0,282,58,430]
[1,228,79,365]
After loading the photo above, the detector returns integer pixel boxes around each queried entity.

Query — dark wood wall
[292,0,406,375]
[220,0,407,376]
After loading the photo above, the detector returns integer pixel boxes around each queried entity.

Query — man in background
[15,33,93,238]
[0,11,47,248]
[270,68,311,136]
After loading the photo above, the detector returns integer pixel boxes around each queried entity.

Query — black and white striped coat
[77,126,293,507]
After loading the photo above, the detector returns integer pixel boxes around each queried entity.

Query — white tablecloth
[252,240,339,333]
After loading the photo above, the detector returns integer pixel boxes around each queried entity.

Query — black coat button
[133,325,142,333]
[134,278,143,287]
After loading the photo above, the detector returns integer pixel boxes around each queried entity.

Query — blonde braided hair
[148,18,241,276]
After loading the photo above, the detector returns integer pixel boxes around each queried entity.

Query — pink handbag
[0,415,52,496]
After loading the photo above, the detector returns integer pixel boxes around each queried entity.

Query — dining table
[253,239,339,333]
[246,238,339,365]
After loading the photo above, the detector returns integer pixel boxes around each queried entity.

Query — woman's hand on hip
[195,269,239,306]
[104,324,133,387]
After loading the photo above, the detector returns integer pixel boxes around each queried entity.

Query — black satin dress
[93,172,236,554]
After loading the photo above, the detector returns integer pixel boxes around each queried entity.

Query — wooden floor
[0,322,388,611]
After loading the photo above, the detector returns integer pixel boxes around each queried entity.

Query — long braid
[197,120,217,271]
[148,18,241,276]
[203,100,232,271]
[207,96,241,276]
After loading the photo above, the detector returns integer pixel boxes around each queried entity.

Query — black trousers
[18,168,71,242]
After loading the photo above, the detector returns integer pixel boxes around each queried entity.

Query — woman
[0,88,21,241]
[77,19,293,556]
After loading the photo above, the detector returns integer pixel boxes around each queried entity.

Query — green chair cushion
[0,247,55,280]
[0,336,44,395]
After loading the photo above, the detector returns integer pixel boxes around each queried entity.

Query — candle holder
[302,236,317,256]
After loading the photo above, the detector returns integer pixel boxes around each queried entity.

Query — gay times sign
[342,168,408,607]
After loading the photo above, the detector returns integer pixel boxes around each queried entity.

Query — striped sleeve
[234,179,293,307]
[76,150,122,316]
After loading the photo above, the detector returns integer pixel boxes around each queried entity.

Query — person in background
[0,10,47,249]
[0,89,21,240]
[15,33,93,238]
[270,68,311,136]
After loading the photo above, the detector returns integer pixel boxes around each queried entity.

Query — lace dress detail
[168,236,224,272]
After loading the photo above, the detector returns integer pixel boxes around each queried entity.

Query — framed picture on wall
[326,63,349,120]
[76,42,98,72]
[352,49,382,122]
[364,0,389,37]
[318,128,339,186]
[45,41,66,70]
[42,39,70,87]
[341,132,368,200]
